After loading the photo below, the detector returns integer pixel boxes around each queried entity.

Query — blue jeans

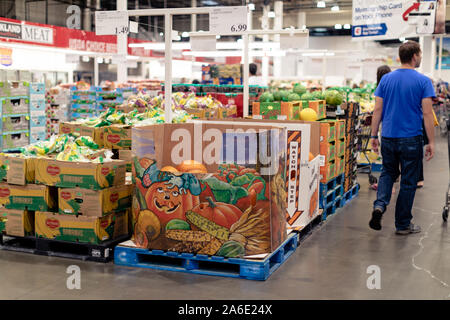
[373,135,423,230]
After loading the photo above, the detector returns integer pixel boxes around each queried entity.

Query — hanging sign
[0,47,12,66]
[209,6,248,34]
[352,0,446,40]
[280,33,309,50]
[190,35,216,51]
[95,11,129,36]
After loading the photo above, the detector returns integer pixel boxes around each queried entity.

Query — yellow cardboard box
[103,125,132,150]
[0,208,34,237]
[0,183,56,211]
[2,154,35,185]
[35,210,129,244]
[34,158,126,190]
[59,184,133,216]
[59,122,104,147]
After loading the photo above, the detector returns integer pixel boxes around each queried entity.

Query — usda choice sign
[352,0,446,40]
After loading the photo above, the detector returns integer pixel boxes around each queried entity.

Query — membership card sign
[352,0,446,40]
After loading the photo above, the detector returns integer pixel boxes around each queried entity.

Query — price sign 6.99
[210,6,248,34]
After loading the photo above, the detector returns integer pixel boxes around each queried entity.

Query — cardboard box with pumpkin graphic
[34,158,126,190]
[130,122,287,258]
[0,183,56,211]
[35,210,128,244]
[58,184,133,216]
[202,119,321,232]
[0,208,34,237]
[103,125,132,150]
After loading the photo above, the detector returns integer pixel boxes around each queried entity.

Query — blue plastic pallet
[319,183,345,209]
[322,202,337,220]
[358,162,383,172]
[114,233,298,281]
[343,184,360,206]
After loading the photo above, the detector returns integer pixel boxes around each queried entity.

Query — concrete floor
[0,134,449,300]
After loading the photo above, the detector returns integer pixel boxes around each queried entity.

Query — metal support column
[164,13,173,123]
[117,0,128,83]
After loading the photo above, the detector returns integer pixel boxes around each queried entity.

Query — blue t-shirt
[374,69,436,138]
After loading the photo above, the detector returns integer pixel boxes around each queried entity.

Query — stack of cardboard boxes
[0,146,131,245]
[342,102,360,192]
[319,119,346,184]
[252,99,326,121]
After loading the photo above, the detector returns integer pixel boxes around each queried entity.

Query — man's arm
[370,96,383,153]
[422,97,435,161]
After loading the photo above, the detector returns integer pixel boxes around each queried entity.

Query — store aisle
[0,134,448,300]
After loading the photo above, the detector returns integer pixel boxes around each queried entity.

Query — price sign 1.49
[95,11,129,36]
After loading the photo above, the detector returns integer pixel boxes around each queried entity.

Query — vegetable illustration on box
[131,123,287,258]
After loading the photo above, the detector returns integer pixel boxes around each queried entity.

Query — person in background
[248,63,267,86]
[369,40,436,235]
[370,65,392,191]
[192,79,200,84]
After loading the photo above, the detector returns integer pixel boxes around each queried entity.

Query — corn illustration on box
[35,210,128,244]
[34,158,126,190]
[0,208,34,237]
[0,183,56,211]
[58,185,133,216]
[103,125,132,150]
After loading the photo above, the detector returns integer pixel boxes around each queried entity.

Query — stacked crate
[70,86,97,120]
[0,81,30,151]
[45,88,70,138]
[29,83,47,143]
[96,89,124,114]
[342,102,360,192]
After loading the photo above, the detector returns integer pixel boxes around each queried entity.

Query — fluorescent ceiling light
[317,1,326,8]
[268,11,275,18]
[248,3,255,11]
[203,0,218,5]
[314,28,328,32]
[181,32,189,38]
[399,37,406,42]
[159,32,163,36]
[174,35,181,41]
[127,55,140,60]
[334,24,342,29]
[96,57,103,63]
[331,5,340,11]
[343,24,351,29]
[183,50,286,57]
[325,52,335,56]
[82,56,90,62]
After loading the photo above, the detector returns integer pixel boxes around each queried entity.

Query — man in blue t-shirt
[369,40,436,235]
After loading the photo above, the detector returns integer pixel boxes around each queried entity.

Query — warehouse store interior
[0,0,449,302]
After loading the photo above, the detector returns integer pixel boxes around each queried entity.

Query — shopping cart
[356,112,378,187]
[443,117,450,222]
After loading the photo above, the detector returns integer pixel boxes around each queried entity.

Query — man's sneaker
[369,208,383,230]
[395,223,421,235]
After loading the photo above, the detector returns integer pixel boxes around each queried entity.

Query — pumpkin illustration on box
[130,123,287,258]
[132,158,286,257]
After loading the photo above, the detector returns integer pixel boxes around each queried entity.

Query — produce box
[58,184,133,216]
[119,149,133,171]
[217,106,237,119]
[103,124,131,150]
[307,100,326,120]
[35,210,128,244]
[335,156,345,176]
[131,122,287,257]
[1,154,35,185]
[336,139,346,158]
[0,183,56,211]
[202,118,321,231]
[320,141,335,161]
[59,122,104,147]
[2,132,29,150]
[1,97,29,115]
[252,101,303,120]
[320,161,335,183]
[319,121,336,143]
[3,116,29,132]
[335,120,346,140]
[0,208,34,237]
[34,158,126,190]
[0,81,29,97]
